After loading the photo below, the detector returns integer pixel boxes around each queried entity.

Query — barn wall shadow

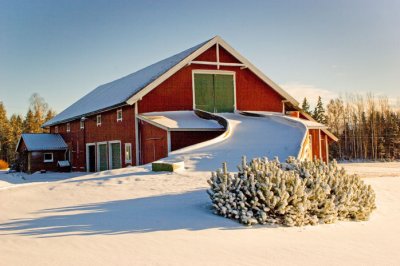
[0,190,244,238]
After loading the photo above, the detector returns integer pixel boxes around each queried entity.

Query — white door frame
[85,143,96,172]
[191,69,237,112]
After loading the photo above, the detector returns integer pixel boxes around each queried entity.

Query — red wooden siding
[309,129,324,161]
[320,131,329,162]
[138,66,194,113]
[235,68,284,112]
[50,104,136,171]
[139,120,168,165]
[192,45,241,63]
[194,44,217,61]
[218,46,241,63]
[139,46,284,114]
[27,150,66,173]
[170,131,222,151]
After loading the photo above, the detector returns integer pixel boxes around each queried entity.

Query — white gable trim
[125,36,299,107]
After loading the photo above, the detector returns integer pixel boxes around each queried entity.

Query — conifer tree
[0,102,10,161]
[23,108,35,133]
[7,114,23,162]
[301,97,311,115]
[313,96,327,124]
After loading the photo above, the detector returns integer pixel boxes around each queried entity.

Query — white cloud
[280,82,338,107]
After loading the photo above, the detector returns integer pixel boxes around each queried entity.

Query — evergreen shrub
[207,156,376,226]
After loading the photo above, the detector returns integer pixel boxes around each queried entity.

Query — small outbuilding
[16,133,69,173]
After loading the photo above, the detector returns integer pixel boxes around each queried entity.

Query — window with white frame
[80,120,84,129]
[125,143,132,163]
[55,126,58,133]
[67,123,71,132]
[117,109,123,122]
[43,153,53,163]
[97,115,102,126]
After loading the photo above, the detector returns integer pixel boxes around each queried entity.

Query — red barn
[29,36,337,173]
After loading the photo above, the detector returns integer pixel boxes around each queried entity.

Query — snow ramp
[168,112,307,171]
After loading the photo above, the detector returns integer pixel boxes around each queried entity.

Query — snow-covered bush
[207,156,376,226]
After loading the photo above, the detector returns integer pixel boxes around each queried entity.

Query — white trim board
[135,103,140,166]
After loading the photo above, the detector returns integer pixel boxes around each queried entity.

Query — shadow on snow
[0,189,250,238]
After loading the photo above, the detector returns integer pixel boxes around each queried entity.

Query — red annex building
[17,36,337,173]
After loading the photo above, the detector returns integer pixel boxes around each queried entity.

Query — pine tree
[23,108,35,133]
[7,114,23,162]
[301,97,311,115]
[42,109,56,133]
[0,102,10,161]
[313,96,327,124]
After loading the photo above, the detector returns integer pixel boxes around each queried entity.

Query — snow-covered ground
[0,115,398,265]
[0,162,399,265]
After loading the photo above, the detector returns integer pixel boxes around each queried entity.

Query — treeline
[303,94,400,161]
[0,93,55,163]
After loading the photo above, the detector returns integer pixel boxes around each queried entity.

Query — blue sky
[1,0,399,115]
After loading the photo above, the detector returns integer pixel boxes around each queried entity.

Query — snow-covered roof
[294,118,326,129]
[242,111,327,129]
[42,39,211,127]
[43,36,304,128]
[18,134,68,151]
[138,111,225,131]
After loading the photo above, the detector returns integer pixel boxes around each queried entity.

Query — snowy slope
[168,112,307,171]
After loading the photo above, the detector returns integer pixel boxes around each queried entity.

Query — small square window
[44,153,53,163]
[80,120,84,129]
[67,123,71,132]
[117,109,123,122]
[97,115,102,126]
[55,126,58,133]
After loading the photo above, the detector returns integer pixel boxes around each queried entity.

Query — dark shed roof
[17,134,68,152]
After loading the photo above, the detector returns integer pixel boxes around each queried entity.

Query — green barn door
[214,74,234,113]
[194,73,234,113]
[110,143,121,169]
[194,74,214,113]
[98,143,108,171]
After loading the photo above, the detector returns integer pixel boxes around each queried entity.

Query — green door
[110,143,121,169]
[194,73,234,113]
[98,143,108,171]
[194,74,214,113]
[214,74,234,113]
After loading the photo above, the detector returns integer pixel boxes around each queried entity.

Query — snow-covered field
[0,115,398,265]
[0,161,399,265]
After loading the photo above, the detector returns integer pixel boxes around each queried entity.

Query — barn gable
[43,36,298,128]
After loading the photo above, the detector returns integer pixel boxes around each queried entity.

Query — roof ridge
[43,37,214,127]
